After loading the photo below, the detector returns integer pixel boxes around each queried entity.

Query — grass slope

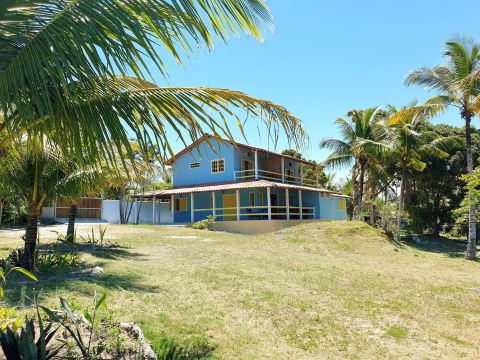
[2,221,480,359]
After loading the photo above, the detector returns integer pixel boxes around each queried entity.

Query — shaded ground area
[1,222,480,359]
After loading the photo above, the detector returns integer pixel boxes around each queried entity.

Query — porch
[140,180,341,224]
[234,148,319,188]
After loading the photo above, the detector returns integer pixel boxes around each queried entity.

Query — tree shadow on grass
[36,241,145,261]
[4,270,162,307]
[403,235,476,259]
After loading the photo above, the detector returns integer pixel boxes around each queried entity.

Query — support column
[254,150,259,180]
[299,190,303,220]
[134,199,138,225]
[53,200,57,220]
[281,157,285,183]
[267,187,272,220]
[285,188,290,220]
[212,191,216,217]
[236,189,240,221]
[300,165,304,186]
[190,193,194,223]
[318,193,322,220]
[152,197,156,224]
[171,194,174,223]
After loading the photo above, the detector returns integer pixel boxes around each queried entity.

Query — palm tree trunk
[21,201,40,271]
[369,184,377,226]
[66,204,77,242]
[355,161,366,220]
[397,166,407,241]
[465,115,477,260]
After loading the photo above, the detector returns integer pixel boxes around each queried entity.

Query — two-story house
[141,135,348,229]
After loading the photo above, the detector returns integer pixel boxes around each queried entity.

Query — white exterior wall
[101,200,173,224]
[40,206,55,220]
[41,200,174,225]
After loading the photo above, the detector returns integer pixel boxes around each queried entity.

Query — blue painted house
[143,135,348,226]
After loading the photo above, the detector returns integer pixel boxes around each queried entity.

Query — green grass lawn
[2,221,480,359]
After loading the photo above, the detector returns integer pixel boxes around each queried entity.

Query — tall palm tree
[384,105,463,237]
[0,1,307,268]
[320,107,387,219]
[405,37,480,259]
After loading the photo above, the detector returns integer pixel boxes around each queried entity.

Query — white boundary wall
[41,200,173,224]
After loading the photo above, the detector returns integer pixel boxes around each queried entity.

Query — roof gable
[166,134,316,167]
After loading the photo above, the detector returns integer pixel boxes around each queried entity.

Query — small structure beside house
[139,135,347,232]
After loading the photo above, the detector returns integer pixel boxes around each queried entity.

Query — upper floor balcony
[233,148,320,188]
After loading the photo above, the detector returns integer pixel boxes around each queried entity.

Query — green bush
[377,202,400,239]
[191,215,216,231]
[35,252,83,274]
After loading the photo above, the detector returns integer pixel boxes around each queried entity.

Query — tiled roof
[137,180,349,198]
[166,134,317,167]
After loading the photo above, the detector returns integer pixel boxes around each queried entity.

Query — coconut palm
[320,107,387,219]
[0,138,102,269]
[0,1,307,267]
[405,37,480,259]
[384,104,464,237]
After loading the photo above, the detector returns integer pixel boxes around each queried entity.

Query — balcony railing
[234,169,318,188]
[193,205,315,220]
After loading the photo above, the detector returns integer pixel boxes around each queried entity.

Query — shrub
[192,215,216,231]
[35,252,83,274]
[377,202,400,239]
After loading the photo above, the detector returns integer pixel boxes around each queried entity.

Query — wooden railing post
[190,193,194,223]
[254,150,259,180]
[236,189,240,221]
[212,191,216,217]
[299,190,303,220]
[285,188,290,220]
[267,187,272,220]
[152,197,156,224]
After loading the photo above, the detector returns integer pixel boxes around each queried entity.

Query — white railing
[234,169,318,188]
[193,205,315,220]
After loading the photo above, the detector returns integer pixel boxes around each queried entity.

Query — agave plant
[0,311,64,360]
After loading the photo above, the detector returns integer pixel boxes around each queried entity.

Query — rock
[119,322,157,359]
[91,266,104,275]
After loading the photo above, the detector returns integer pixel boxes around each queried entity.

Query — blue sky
[153,0,480,175]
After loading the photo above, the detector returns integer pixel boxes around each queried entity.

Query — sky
[151,0,480,176]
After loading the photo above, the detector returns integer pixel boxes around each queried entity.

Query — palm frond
[0,0,285,154]
[321,154,354,171]
[3,77,307,165]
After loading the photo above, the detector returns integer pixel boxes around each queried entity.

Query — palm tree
[0,138,90,269]
[55,166,107,243]
[320,107,387,219]
[0,1,307,267]
[384,105,463,237]
[405,37,480,259]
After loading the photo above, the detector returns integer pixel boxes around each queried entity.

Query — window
[259,192,264,205]
[175,198,188,211]
[189,162,200,169]
[338,199,346,211]
[211,159,225,174]
[249,192,255,207]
